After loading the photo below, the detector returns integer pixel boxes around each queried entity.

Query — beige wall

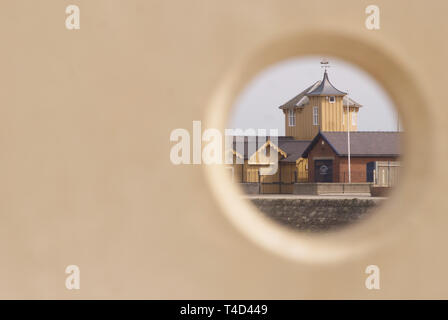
[0,0,447,299]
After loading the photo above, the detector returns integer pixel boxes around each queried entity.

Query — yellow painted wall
[285,96,359,139]
[321,96,343,131]
[296,158,308,182]
[232,146,309,192]
[284,96,321,140]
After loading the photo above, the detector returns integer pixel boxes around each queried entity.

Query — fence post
[388,161,391,187]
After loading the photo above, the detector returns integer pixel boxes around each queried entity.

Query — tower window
[352,111,357,126]
[288,109,296,126]
[329,96,336,103]
[313,106,319,126]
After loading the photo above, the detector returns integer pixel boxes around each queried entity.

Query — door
[366,161,375,182]
[314,159,333,182]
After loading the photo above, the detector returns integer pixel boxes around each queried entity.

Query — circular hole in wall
[204,31,432,263]
[227,56,403,233]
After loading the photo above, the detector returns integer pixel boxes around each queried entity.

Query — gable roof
[248,140,288,164]
[230,136,294,160]
[302,131,401,157]
[228,136,311,162]
[306,71,346,96]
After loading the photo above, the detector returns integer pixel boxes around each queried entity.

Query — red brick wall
[308,137,339,182]
[338,157,398,183]
[308,136,399,183]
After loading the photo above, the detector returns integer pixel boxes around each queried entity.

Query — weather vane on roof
[320,58,330,72]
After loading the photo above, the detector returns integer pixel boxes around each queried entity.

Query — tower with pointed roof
[279,70,362,140]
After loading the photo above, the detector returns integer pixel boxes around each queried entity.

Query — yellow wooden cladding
[228,148,309,193]
[285,96,358,140]
[296,158,308,182]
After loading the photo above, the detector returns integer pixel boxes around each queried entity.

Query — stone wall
[250,198,382,232]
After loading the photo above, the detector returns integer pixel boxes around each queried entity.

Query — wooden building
[279,70,361,140]
[229,68,401,193]
[229,136,310,193]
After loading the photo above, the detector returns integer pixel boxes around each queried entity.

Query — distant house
[229,68,401,193]
[301,131,401,183]
[229,136,310,193]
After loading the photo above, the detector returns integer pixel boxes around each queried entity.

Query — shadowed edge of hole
[204,30,433,264]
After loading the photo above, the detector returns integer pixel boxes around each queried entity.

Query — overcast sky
[228,56,400,136]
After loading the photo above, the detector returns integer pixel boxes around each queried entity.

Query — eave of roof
[343,96,363,107]
[278,81,320,109]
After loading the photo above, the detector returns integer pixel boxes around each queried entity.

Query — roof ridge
[306,71,346,96]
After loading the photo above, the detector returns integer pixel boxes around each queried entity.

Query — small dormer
[342,96,362,131]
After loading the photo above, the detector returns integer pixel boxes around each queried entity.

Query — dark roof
[302,131,401,158]
[279,71,361,110]
[230,136,294,160]
[307,71,346,96]
[278,140,311,162]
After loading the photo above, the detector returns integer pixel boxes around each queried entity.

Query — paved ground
[243,194,387,201]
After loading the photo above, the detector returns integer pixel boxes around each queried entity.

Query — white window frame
[313,106,319,126]
[329,96,336,103]
[288,109,296,127]
[352,111,357,126]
